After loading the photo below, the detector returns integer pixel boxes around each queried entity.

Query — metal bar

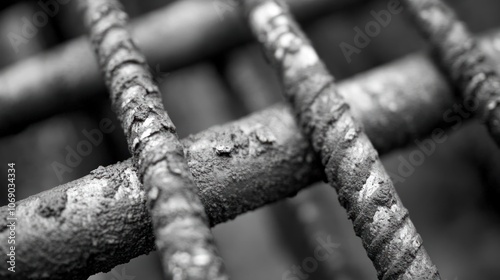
[402,0,500,146]
[80,0,227,279]
[238,0,440,278]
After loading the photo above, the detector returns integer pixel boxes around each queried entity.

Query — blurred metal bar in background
[0,0,367,136]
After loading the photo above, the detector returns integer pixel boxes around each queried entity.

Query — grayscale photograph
[1,0,500,279]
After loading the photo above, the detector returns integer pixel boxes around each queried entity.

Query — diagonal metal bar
[402,0,500,147]
[237,0,440,279]
[80,0,226,279]
[0,0,365,136]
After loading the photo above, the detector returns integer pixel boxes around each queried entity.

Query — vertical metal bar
[80,1,227,279]
[402,0,500,147]
[237,0,441,278]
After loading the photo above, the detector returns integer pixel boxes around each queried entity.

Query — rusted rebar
[238,0,440,278]
[402,0,500,147]
[81,0,226,279]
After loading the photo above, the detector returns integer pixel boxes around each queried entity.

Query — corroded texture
[0,162,153,280]
[403,0,500,146]
[0,44,461,279]
[0,0,361,136]
[0,109,322,280]
[81,1,226,279]
[239,0,440,279]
